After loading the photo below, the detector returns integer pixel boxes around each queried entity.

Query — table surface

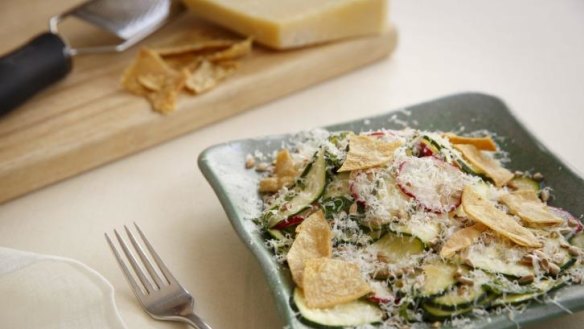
[1,1,583,328]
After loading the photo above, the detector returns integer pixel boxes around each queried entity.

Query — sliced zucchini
[427,284,488,311]
[267,229,286,240]
[419,134,484,177]
[542,235,576,272]
[322,172,351,199]
[389,220,441,246]
[570,232,584,249]
[369,232,425,265]
[262,150,327,228]
[508,176,540,192]
[418,263,458,297]
[422,302,474,320]
[291,288,383,328]
[490,279,561,307]
[465,243,534,278]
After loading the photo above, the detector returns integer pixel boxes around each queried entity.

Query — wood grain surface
[0,0,396,204]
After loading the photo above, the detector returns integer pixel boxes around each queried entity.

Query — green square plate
[198,93,584,328]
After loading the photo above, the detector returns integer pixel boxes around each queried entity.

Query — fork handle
[182,313,213,329]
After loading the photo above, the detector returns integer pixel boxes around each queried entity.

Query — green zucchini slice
[292,288,383,328]
[508,176,541,192]
[418,263,458,298]
[422,303,474,320]
[427,284,488,311]
[490,279,561,306]
[465,243,534,278]
[369,232,425,265]
[389,220,441,246]
[570,232,584,249]
[262,149,327,228]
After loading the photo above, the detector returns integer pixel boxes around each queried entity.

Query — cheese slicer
[0,0,184,115]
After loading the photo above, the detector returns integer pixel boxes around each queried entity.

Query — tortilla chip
[454,144,513,187]
[137,73,165,91]
[500,191,564,225]
[440,224,487,258]
[154,39,236,56]
[444,133,497,151]
[121,48,173,96]
[146,69,189,114]
[275,149,298,178]
[303,258,371,308]
[286,211,332,287]
[338,135,402,172]
[184,60,238,94]
[208,38,252,62]
[462,185,541,248]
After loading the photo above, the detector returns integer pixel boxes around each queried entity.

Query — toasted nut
[349,202,358,215]
[464,258,474,268]
[404,267,416,276]
[432,321,442,329]
[245,154,255,169]
[518,274,535,284]
[568,246,582,257]
[539,257,550,271]
[519,254,536,266]
[559,227,575,236]
[560,240,571,249]
[453,268,464,279]
[532,172,544,181]
[540,189,550,203]
[552,253,565,264]
[255,162,270,172]
[547,263,561,275]
[533,250,547,260]
[458,285,470,294]
[514,170,524,176]
[568,217,581,228]
[456,276,474,285]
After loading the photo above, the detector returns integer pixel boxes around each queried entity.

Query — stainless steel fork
[106,223,212,329]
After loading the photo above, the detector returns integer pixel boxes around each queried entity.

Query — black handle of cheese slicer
[0,32,72,116]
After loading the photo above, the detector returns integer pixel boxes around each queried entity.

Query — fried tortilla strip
[462,185,541,248]
[440,224,487,258]
[286,211,332,288]
[184,60,239,94]
[121,48,173,96]
[259,150,298,192]
[208,38,252,62]
[338,135,402,172]
[146,69,189,114]
[303,258,371,308]
[500,190,564,225]
[259,149,299,192]
[154,39,236,56]
[444,133,498,151]
[454,144,513,187]
[275,149,298,177]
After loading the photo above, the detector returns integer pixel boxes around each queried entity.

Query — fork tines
[105,223,178,296]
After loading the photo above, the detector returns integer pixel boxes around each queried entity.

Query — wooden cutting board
[0,9,397,204]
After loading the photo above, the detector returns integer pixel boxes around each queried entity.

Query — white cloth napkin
[0,247,127,329]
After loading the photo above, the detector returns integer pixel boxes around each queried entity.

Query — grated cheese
[255,127,584,328]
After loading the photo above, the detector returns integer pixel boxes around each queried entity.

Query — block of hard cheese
[183,0,388,49]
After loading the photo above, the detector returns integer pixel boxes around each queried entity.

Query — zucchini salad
[248,128,584,328]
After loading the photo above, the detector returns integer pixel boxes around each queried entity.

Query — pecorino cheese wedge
[183,0,388,49]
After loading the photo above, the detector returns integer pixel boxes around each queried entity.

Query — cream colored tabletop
[1,1,584,328]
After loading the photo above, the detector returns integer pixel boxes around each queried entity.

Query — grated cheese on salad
[249,128,584,328]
